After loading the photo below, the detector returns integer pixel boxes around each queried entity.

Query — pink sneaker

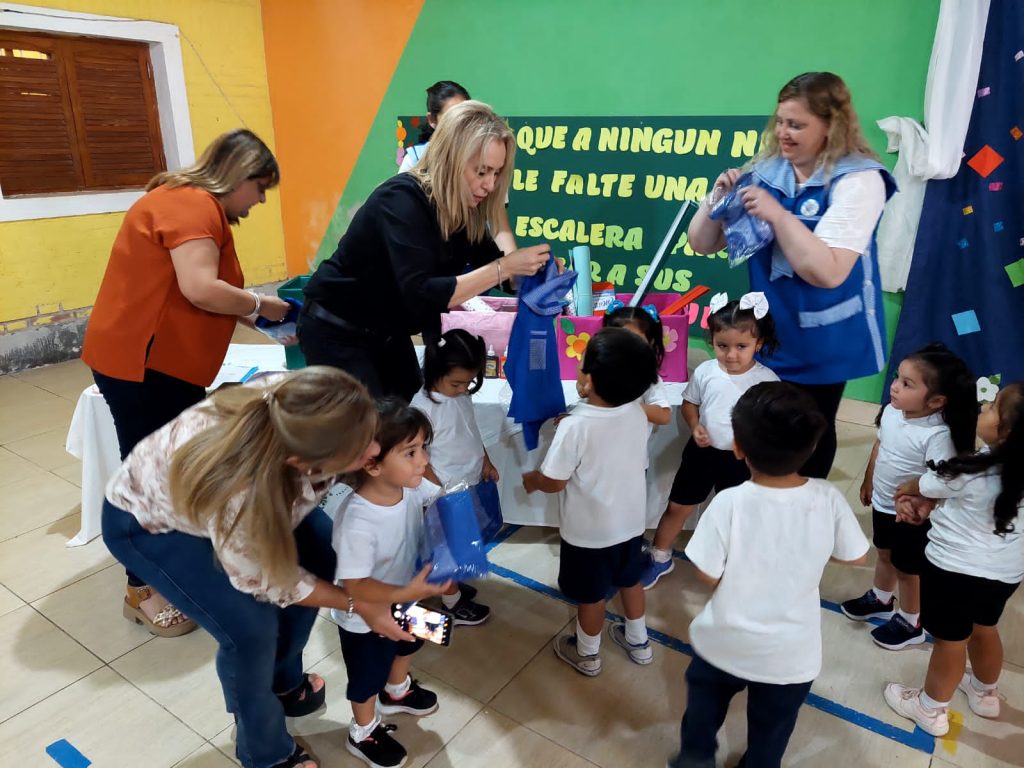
[958,672,1001,718]
[883,683,949,736]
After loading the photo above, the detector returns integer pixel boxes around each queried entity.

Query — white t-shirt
[642,376,672,438]
[813,171,888,254]
[871,405,955,514]
[685,479,869,684]
[684,360,779,450]
[331,480,440,633]
[398,142,427,173]
[921,460,1024,584]
[411,388,485,487]
[540,401,649,548]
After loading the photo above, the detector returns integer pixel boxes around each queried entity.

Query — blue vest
[748,154,897,384]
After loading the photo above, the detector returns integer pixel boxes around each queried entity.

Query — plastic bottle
[498,345,509,378]
[484,344,498,378]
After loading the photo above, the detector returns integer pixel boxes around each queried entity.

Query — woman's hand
[740,186,786,225]
[258,295,291,322]
[353,600,415,642]
[712,168,743,197]
[501,244,552,277]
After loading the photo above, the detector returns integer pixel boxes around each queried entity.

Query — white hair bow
[739,291,770,319]
[708,292,729,315]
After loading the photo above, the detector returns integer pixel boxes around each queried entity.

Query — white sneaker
[608,622,654,665]
[883,683,949,736]
[958,672,1001,718]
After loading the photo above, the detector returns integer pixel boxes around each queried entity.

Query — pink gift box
[441,296,518,355]
[555,293,690,382]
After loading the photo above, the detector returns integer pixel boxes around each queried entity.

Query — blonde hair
[168,367,377,587]
[147,129,280,195]
[410,100,515,242]
[754,72,878,181]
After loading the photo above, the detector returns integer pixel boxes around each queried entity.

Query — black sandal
[272,745,316,768]
[277,673,326,717]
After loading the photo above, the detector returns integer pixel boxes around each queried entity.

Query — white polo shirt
[685,479,869,684]
[871,405,954,514]
[540,401,649,548]
[331,480,440,633]
[684,360,779,450]
[411,388,485,487]
[922,459,1024,584]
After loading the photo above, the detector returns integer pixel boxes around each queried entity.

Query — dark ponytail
[418,80,471,143]
[906,343,977,454]
[422,329,486,402]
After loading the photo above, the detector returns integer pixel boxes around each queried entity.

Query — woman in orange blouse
[82,129,290,637]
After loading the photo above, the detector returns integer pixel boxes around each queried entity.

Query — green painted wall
[320,0,940,401]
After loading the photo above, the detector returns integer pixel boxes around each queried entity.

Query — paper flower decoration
[663,327,679,353]
[977,375,1000,403]
[564,332,591,360]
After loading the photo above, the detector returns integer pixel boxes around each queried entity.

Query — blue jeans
[670,653,813,768]
[102,499,335,768]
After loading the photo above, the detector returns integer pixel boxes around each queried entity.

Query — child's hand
[859,477,873,507]
[692,425,712,448]
[482,454,500,482]
[399,564,451,602]
[553,412,570,430]
[895,494,935,525]
[522,470,541,494]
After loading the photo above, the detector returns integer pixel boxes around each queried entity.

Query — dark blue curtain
[889,0,1024,394]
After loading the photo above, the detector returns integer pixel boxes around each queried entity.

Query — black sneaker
[446,596,490,626]
[840,589,896,622]
[458,582,478,601]
[871,614,926,650]
[346,723,406,768]
[378,679,439,716]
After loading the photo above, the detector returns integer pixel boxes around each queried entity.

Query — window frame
[0,3,193,222]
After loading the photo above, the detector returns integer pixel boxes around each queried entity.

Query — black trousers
[785,381,845,480]
[92,368,205,586]
[297,310,422,402]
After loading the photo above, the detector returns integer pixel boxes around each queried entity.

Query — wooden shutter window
[0,31,165,197]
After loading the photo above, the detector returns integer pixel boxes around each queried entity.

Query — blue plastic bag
[708,174,775,268]
[418,486,490,584]
[471,480,503,542]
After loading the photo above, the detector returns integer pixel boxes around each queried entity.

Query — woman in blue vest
[688,72,896,478]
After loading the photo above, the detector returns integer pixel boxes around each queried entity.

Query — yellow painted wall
[0,0,287,324]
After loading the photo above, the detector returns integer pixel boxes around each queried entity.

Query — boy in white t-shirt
[523,328,659,676]
[332,399,450,768]
[670,382,869,768]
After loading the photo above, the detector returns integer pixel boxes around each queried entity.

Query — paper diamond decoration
[967,145,1004,178]
[963,205,974,215]
[952,310,981,335]
[1006,258,1024,288]
[1012,127,1023,140]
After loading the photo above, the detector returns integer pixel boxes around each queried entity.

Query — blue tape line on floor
[486,558,936,756]
[46,740,91,768]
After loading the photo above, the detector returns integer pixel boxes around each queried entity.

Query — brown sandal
[123,584,198,637]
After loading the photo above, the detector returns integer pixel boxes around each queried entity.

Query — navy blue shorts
[558,535,646,604]
[669,438,749,506]
[872,508,931,575]
[921,559,1020,641]
[338,627,423,703]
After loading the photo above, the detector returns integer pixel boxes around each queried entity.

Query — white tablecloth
[65,344,697,544]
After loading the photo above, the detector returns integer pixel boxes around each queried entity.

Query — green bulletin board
[398,115,767,336]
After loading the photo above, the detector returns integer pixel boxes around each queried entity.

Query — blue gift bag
[708,173,775,268]
[472,480,503,542]
[419,487,490,584]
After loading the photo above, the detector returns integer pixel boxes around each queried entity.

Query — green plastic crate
[277,275,309,370]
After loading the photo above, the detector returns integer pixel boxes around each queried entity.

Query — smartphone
[392,602,452,646]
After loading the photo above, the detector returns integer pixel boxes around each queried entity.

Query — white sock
[970,673,997,693]
[350,714,381,742]
[898,610,920,626]
[872,586,894,603]
[384,675,411,699]
[575,619,601,656]
[441,589,462,609]
[624,616,648,646]
[650,547,672,564]
[919,690,948,711]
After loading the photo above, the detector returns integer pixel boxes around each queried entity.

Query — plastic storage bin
[277,275,309,370]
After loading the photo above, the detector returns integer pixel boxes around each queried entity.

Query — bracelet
[495,258,504,287]
[346,595,355,618]
[247,290,261,319]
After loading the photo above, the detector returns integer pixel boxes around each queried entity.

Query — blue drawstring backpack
[708,173,776,268]
[506,260,577,450]
[418,486,490,584]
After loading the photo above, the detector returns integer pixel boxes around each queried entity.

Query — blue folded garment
[254,297,303,341]
[709,174,776,268]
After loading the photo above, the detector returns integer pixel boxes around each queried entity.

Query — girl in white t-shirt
[602,303,672,430]
[642,292,779,589]
[333,399,450,768]
[841,343,976,651]
[884,382,1024,738]
[411,329,494,625]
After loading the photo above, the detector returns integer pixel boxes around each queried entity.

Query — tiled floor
[1,339,1021,767]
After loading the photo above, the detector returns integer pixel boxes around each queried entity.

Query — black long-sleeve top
[304,174,502,340]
